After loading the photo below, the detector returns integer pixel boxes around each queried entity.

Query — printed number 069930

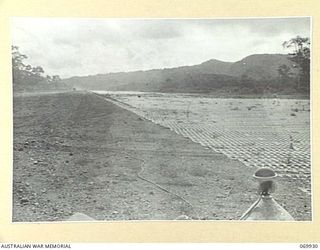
[300,244,318,248]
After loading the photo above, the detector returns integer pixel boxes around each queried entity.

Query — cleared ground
[13,91,311,221]
[98,91,311,195]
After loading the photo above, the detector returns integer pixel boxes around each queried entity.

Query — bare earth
[13,91,311,222]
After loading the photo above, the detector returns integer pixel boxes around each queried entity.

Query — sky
[11,17,310,78]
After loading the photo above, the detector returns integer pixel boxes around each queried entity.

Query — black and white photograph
[11,17,311,222]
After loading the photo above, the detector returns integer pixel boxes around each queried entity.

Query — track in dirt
[13,91,312,222]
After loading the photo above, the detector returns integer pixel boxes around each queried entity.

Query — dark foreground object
[13,91,311,221]
[241,168,294,221]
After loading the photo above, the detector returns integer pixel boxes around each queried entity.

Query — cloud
[11,17,310,78]
[187,18,310,37]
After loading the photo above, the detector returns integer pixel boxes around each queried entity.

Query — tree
[282,36,310,91]
[51,75,61,82]
[277,64,295,90]
[12,45,70,91]
[31,66,44,76]
[12,46,28,86]
[278,64,290,79]
[11,46,27,70]
[12,46,45,89]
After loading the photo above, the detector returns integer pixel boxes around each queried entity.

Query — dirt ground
[12,91,311,222]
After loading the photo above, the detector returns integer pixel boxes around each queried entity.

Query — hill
[64,54,303,95]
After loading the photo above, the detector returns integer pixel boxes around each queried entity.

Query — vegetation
[12,46,69,92]
[12,36,310,97]
[282,36,310,92]
[65,53,305,97]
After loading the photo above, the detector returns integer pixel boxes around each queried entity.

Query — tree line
[276,36,310,93]
[12,46,66,92]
